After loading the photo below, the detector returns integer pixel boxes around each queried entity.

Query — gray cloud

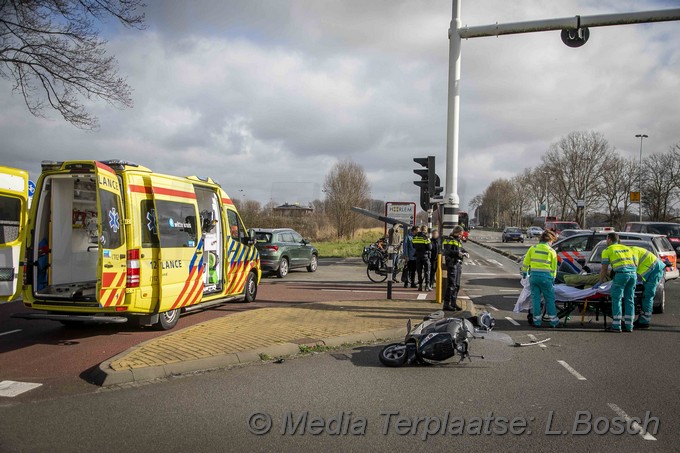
[0,0,678,213]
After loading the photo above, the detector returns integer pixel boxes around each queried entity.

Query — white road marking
[527,333,547,348]
[0,381,42,398]
[607,403,657,441]
[499,289,519,292]
[0,329,21,337]
[487,305,499,311]
[505,317,520,326]
[557,360,587,381]
[417,293,428,300]
[457,295,470,300]
[464,273,509,276]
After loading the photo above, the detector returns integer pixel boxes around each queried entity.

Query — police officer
[521,230,559,328]
[630,245,666,329]
[430,229,440,287]
[597,232,636,332]
[412,225,432,291]
[442,226,468,310]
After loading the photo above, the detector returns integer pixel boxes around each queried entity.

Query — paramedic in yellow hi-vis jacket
[630,245,666,329]
[597,232,637,332]
[521,230,558,328]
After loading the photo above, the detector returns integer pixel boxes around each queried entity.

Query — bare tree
[510,171,533,227]
[323,159,371,238]
[0,0,145,129]
[543,131,613,224]
[643,149,679,221]
[599,155,637,229]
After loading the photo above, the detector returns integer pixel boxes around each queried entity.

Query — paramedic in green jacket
[597,233,637,332]
[630,245,666,329]
[521,230,558,328]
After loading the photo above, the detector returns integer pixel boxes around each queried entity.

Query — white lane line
[464,273,508,276]
[499,289,519,292]
[505,317,520,326]
[417,293,428,300]
[487,305,499,312]
[527,333,547,348]
[557,360,587,381]
[0,381,42,398]
[607,403,657,441]
[0,329,21,337]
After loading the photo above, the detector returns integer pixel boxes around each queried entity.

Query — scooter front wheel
[379,343,408,367]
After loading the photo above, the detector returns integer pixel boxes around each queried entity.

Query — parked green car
[252,228,318,278]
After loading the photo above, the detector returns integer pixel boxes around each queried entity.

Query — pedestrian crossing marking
[0,381,42,398]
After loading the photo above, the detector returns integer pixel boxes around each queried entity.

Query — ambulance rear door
[150,178,203,311]
[0,167,28,302]
[95,162,127,308]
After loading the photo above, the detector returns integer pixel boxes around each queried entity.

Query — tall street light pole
[635,134,648,221]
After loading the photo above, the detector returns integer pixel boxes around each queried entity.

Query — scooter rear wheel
[379,343,408,367]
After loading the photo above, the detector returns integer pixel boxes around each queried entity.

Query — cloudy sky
[2,0,679,214]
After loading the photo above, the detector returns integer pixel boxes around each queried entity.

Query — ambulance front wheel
[244,271,258,302]
[157,308,180,330]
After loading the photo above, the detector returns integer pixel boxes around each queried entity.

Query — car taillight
[264,245,279,252]
[126,249,140,287]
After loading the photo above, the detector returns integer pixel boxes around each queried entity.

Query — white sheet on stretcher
[513,280,612,313]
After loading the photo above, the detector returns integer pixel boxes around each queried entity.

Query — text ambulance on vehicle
[0,166,29,303]
[12,160,261,330]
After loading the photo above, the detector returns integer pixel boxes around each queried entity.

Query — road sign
[630,191,640,203]
[384,202,416,234]
[28,180,36,198]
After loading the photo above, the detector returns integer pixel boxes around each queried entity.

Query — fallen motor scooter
[378,310,494,367]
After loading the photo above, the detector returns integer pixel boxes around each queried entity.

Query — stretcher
[514,280,642,328]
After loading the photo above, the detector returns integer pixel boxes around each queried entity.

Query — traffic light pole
[442,2,680,236]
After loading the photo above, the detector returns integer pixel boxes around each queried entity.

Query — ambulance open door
[94,162,127,308]
[0,166,28,302]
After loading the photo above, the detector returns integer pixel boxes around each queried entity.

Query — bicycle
[366,248,405,283]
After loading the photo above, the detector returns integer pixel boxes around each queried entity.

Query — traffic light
[414,156,443,211]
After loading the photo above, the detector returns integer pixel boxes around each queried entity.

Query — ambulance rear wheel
[157,309,180,330]
[244,271,258,302]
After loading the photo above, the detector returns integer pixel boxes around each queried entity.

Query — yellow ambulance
[0,166,29,303]
[16,160,261,329]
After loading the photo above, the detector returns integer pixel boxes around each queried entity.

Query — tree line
[469,131,680,230]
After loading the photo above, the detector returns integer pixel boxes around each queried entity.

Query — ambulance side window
[226,209,245,243]
[98,188,124,249]
[155,200,198,248]
[140,200,160,248]
[0,196,21,244]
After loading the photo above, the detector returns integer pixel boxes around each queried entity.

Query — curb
[91,298,477,387]
[469,238,522,263]
[92,327,407,387]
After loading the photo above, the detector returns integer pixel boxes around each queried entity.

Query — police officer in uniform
[429,229,440,288]
[442,226,468,311]
[412,225,432,291]
[598,232,637,332]
[630,245,666,329]
[521,230,558,328]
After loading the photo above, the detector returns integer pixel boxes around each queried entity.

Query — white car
[526,226,543,238]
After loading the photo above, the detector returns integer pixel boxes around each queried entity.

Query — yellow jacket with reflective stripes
[601,243,636,272]
[522,242,557,277]
[630,245,662,281]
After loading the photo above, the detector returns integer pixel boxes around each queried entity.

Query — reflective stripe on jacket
[521,242,557,278]
[601,243,636,273]
[630,245,663,281]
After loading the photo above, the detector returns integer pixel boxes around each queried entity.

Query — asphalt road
[1,233,678,452]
